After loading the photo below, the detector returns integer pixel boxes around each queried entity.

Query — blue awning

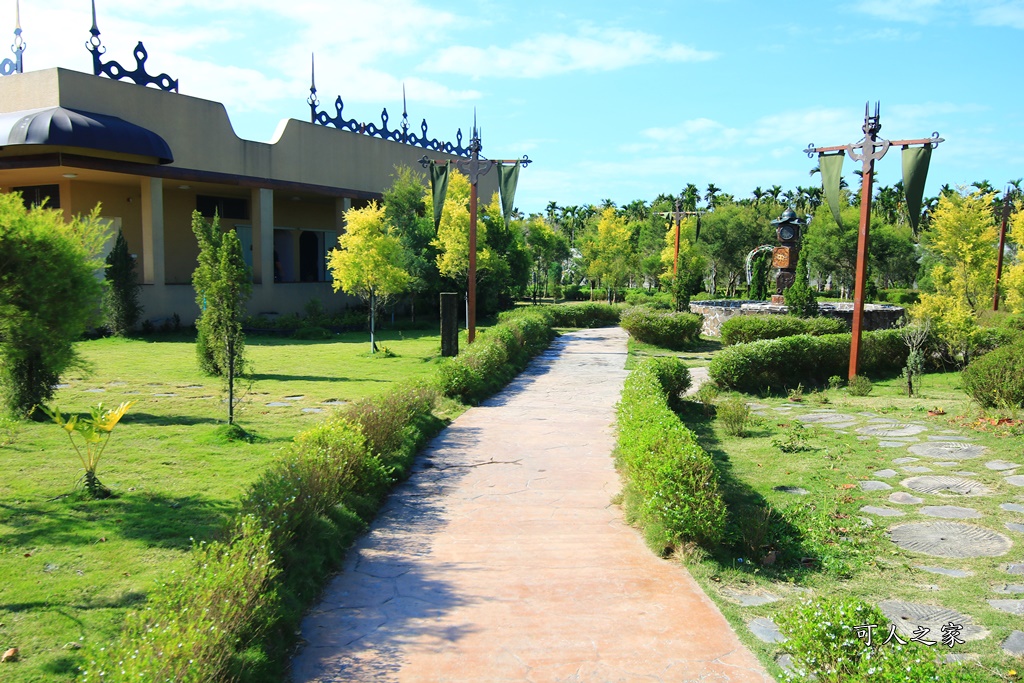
[0,106,173,164]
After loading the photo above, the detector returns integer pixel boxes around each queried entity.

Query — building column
[335,197,351,232]
[140,177,165,286]
[252,188,274,286]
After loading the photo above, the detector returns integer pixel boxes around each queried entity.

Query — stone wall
[690,300,905,337]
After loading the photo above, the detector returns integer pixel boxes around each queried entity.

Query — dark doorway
[299,231,320,282]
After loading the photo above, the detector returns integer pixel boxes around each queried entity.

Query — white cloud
[974,1,1024,28]
[849,0,944,23]
[423,26,716,79]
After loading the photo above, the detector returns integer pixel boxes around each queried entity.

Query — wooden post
[849,159,875,380]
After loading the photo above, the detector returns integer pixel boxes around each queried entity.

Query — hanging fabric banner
[498,162,520,227]
[902,145,932,234]
[819,151,845,228]
[694,214,702,242]
[429,161,450,231]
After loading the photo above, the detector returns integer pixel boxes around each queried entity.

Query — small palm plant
[41,401,134,498]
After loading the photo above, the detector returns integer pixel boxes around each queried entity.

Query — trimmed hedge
[619,307,703,350]
[961,339,1024,408]
[709,329,908,393]
[616,357,725,552]
[720,314,847,346]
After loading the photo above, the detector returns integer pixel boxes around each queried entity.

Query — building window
[13,184,60,209]
[196,195,249,220]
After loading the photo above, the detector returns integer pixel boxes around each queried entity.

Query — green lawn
[0,328,448,682]
[655,353,1024,682]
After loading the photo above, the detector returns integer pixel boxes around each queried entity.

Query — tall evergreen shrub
[102,229,142,336]
[784,247,818,317]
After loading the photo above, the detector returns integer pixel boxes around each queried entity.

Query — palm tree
[681,183,701,212]
[767,185,783,204]
[545,201,559,224]
[751,186,765,205]
[704,183,722,209]
[621,199,649,222]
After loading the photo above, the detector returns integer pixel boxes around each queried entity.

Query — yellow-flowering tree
[429,171,495,286]
[583,207,637,302]
[914,189,998,361]
[1000,204,1024,313]
[659,219,705,311]
[328,201,411,353]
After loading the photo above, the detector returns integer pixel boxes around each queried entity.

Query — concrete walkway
[290,327,773,682]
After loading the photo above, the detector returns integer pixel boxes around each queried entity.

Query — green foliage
[102,230,142,336]
[846,375,873,396]
[82,517,278,683]
[436,309,556,404]
[720,314,846,346]
[646,356,692,409]
[750,252,770,301]
[0,194,107,417]
[784,247,818,317]
[616,358,725,552]
[192,212,252,377]
[876,288,920,305]
[619,307,702,350]
[39,401,133,498]
[709,329,907,393]
[716,395,752,436]
[776,596,977,682]
[582,207,637,299]
[961,338,1024,408]
[624,288,674,310]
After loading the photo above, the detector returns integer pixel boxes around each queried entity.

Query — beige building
[0,66,491,324]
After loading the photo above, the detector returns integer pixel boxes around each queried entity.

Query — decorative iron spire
[401,84,409,143]
[307,53,319,121]
[1,0,25,76]
[86,0,179,92]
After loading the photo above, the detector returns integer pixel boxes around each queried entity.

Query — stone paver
[915,566,972,578]
[901,475,991,496]
[889,522,1012,558]
[919,505,982,519]
[878,600,987,641]
[987,461,1020,471]
[290,328,772,683]
[908,442,987,460]
[860,480,892,491]
[747,618,786,644]
[860,505,904,517]
[889,492,925,505]
[1002,630,1024,656]
[1002,503,1024,514]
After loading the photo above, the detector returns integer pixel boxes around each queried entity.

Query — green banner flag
[430,161,450,231]
[694,215,701,242]
[498,162,520,227]
[819,151,845,228]
[902,145,932,234]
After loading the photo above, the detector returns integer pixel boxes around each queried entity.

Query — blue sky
[13,0,1024,214]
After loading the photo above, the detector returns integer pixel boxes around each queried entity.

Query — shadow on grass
[2,492,235,550]
[249,373,390,383]
[674,400,821,578]
[122,412,222,427]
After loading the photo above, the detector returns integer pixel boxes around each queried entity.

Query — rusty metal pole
[468,179,478,344]
[850,155,876,379]
[994,193,1010,311]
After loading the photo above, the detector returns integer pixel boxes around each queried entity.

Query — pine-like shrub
[102,229,143,336]
[619,307,702,350]
[783,247,818,317]
[616,357,725,552]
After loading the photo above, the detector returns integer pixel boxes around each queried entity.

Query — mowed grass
[670,367,1024,681]
[0,327,446,682]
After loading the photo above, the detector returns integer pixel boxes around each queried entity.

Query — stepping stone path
[774,486,809,495]
[720,587,781,607]
[860,480,892,491]
[860,506,904,517]
[890,492,925,505]
[992,584,1024,594]
[874,469,899,478]
[908,442,987,460]
[893,457,920,465]
[920,506,982,519]
[266,402,290,407]
[879,600,987,641]
[1001,503,1024,513]
[856,423,928,438]
[901,475,991,496]
[901,466,932,473]
[1002,631,1024,656]
[988,599,1024,615]
[889,522,1012,558]
[302,408,323,414]
[321,400,347,406]
[916,566,972,578]
[927,435,979,442]
[1007,564,1024,575]
[1005,476,1024,487]
[987,461,1020,471]
[797,413,850,424]
[747,617,786,644]
[1005,523,1024,534]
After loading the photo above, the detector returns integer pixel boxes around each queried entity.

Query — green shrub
[717,396,752,436]
[961,339,1024,408]
[783,247,818,317]
[776,596,983,682]
[624,289,674,310]
[720,314,847,345]
[619,307,703,350]
[846,375,874,396]
[876,288,920,305]
[709,329,907,393]
[647,356,691,408]
[102,229,143,336]
[83,517,278,683]
[616,358,725,552]
[0,195,107,417]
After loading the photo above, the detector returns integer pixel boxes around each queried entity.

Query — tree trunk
[370,288,377,353]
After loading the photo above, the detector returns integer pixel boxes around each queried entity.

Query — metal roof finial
[1,0,25,75]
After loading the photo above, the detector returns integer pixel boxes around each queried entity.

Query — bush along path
[290,327,772,682]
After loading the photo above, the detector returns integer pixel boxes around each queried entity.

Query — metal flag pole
[994,188,1011,311]
[804,102,943,379]
[421,118,531,344]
